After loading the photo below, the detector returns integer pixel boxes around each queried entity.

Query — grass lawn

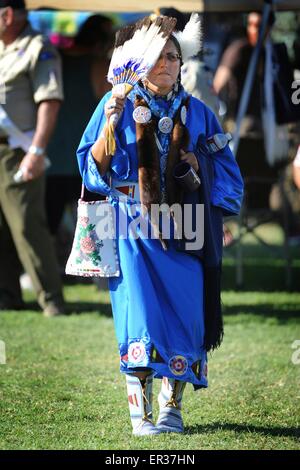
[0,223,299,450]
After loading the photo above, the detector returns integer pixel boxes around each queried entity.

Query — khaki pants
[0,144,63,308]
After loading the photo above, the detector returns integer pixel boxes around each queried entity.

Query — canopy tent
[26,0,300,13]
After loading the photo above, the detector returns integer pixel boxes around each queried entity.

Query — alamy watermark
[0,340,6,365]
[291,80,300,105]
[94,202,204,250]
[291,340,300,365]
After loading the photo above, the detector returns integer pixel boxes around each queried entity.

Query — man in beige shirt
[0,0,65,316]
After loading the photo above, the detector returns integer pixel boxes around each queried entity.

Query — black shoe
[0,298,25,311]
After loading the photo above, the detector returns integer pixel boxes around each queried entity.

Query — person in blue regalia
[77,14,243,436]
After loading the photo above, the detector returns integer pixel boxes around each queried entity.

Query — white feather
[107,22,169,84]
[173,13,202,63]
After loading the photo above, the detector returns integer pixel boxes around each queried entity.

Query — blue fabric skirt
[108,198,208,388]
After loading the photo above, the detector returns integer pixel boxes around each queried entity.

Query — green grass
[0,223,299,450]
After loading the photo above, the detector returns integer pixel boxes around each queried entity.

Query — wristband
[29,145,45,156]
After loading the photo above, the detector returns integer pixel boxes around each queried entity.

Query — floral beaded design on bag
[65,198,120,278]
[75,215,104,267]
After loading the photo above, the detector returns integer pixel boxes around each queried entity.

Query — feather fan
[105,16,176,156]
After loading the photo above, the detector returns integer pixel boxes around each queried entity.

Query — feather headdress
[172,13,202,62]
[105,16,176,155]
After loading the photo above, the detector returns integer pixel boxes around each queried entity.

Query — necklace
[129,84,187,196]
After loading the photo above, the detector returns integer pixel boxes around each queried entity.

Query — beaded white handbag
[65,188,120,278]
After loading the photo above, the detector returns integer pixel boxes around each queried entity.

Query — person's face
[145,39,181,94]
[0,8,8,38]
[247,12,262,46]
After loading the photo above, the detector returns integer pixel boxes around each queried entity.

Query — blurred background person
[214,10,300,243]
[213,12,298,222]
[213,12,277,208]
[0,0,65,316]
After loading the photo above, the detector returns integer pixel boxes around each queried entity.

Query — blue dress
[77,90,243,388]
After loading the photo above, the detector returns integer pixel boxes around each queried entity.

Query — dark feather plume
[114,15,176,49]
[114,24,136,48]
